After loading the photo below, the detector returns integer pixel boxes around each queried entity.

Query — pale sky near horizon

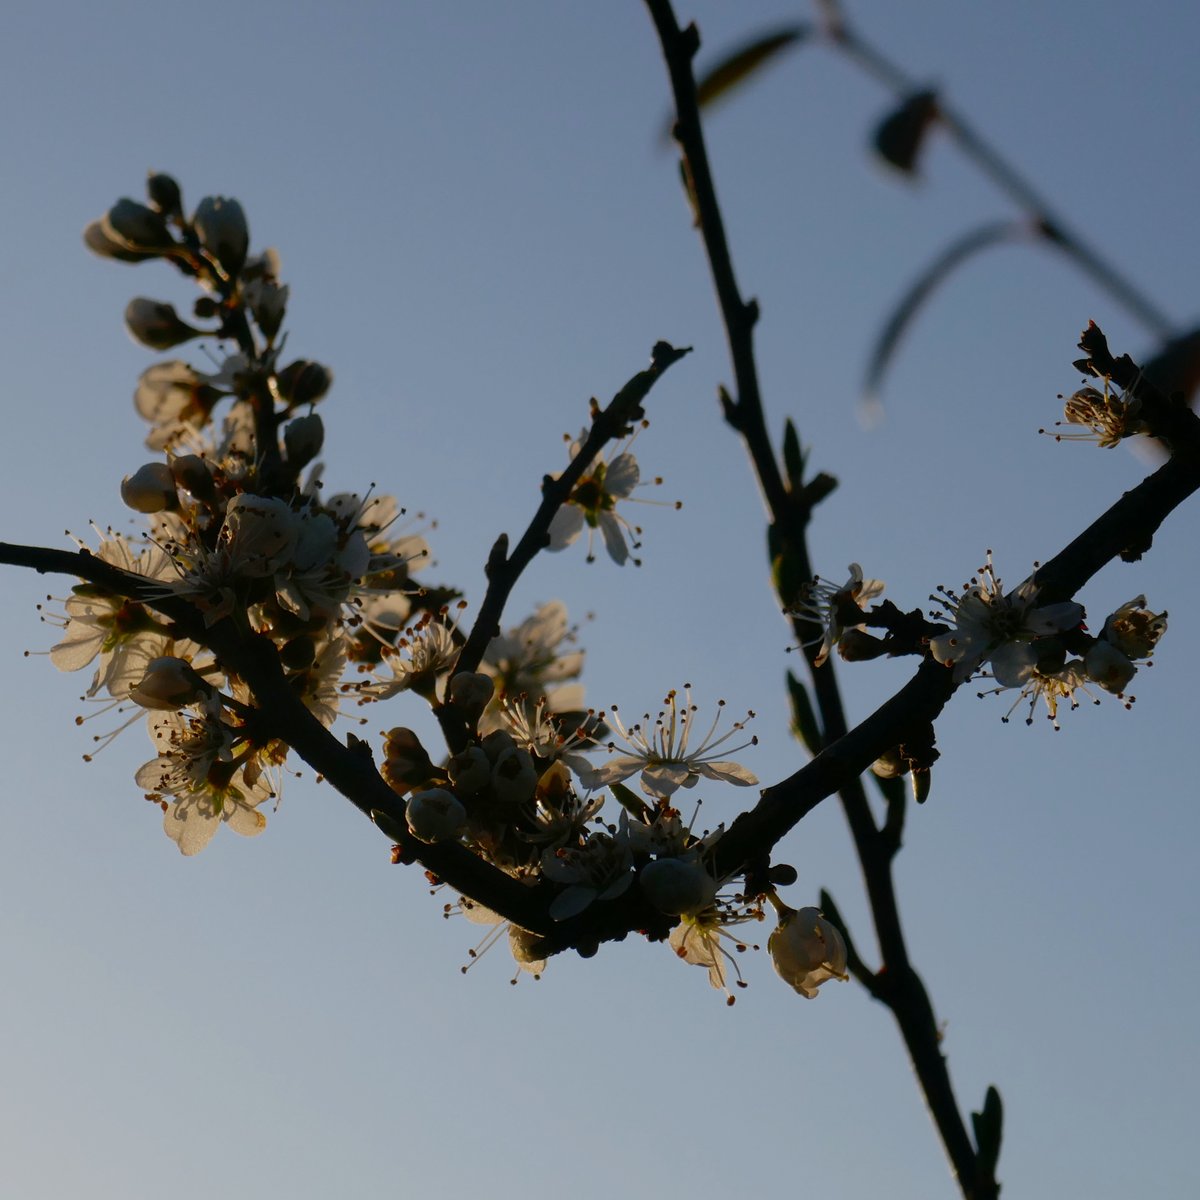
[1,3,1197,1198]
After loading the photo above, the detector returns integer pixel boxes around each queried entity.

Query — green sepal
[371,807,409,844]
[911,768,932,805]
[769,523,805,608]
[610,783,652,824]
[782,417,805,487]
[786,670,822,754]
[971,1085,1004,1177]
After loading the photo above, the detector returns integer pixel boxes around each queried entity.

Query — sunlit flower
[541,831,634,920]
[1099,596,1167,660]
[362,607,463,701]
[788,563,885,668]
[134,708,272,855]
[930,553,1083,683]
[982,661,1095,730]
[767,898,848,999]
[669,900,764,1006]
[449,896,547,983]
[1042,382,1145,448]
[547,429,677,565]
[49,531,177,699]
[581,687,757,799]
[480,601,585,732]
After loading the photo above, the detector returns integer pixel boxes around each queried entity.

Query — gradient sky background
[1,3,1197,1197]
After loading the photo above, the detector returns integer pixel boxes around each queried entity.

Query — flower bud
[82,219,159,263]
[509,926,547,976]
[870,748,908,779]
[102,198,176,252]
[837,628,887,662]
[124,298,203,350]
[120,462,178,513]
[382,727,438,796]
[768,903,849,999]
[491,745,537,804]
[481,730,516,764]
[405,788,467,843]
[146,172,183,219]
[244,277,289,341]
[447,746,491,795]
[170,454,216,501]
[1084,641,1137,694]
[275,359,333,408]
[283,413,325,468]
[639,857,718,916]
[129,657,211,711]
[192,195,249,278]
[448,671,495,723]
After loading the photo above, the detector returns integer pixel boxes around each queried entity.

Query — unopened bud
[481,730,517,764]
[1084,641,1137,694]
[382,727,438,795]
[448,671,495,722]
[639,857,718,916]
[283,413,325,468]
[102,198,176,252]
[170,454,216,500]
[837,628,887,662]
[124,298,202,350]
[870,748,908,779]
[447,746,491,795]
[275,359,333,408]
[491,745,537,804]
[406,788,467,843]
[244,278,289,341]
[192,195,249,278]
[146,172,183,219]
[83,219,158,263]
[121,462,178,513]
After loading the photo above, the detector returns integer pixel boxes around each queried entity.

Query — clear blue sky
[1,3,1196,1197]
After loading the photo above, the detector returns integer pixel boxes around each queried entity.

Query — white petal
[605,453,640,498]
[598,513,628,565]
[163,798,220,856]
[547,505,583,550]
[695,760,759,787]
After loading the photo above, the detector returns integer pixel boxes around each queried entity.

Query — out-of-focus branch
[814,1,1175,340]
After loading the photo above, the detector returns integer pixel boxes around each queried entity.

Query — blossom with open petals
[547,430,646,565]
[789,564,885,668]
[930,554,1083,683]
[581,687,757,799]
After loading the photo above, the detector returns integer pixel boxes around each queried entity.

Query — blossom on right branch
[929,554,1083,684]
[767,897,848,999]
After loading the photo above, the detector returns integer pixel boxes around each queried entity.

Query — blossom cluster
[44,174,844,1004]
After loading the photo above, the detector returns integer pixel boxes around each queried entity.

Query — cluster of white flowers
[931,554,1165,728]
[47,173,844,1005]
